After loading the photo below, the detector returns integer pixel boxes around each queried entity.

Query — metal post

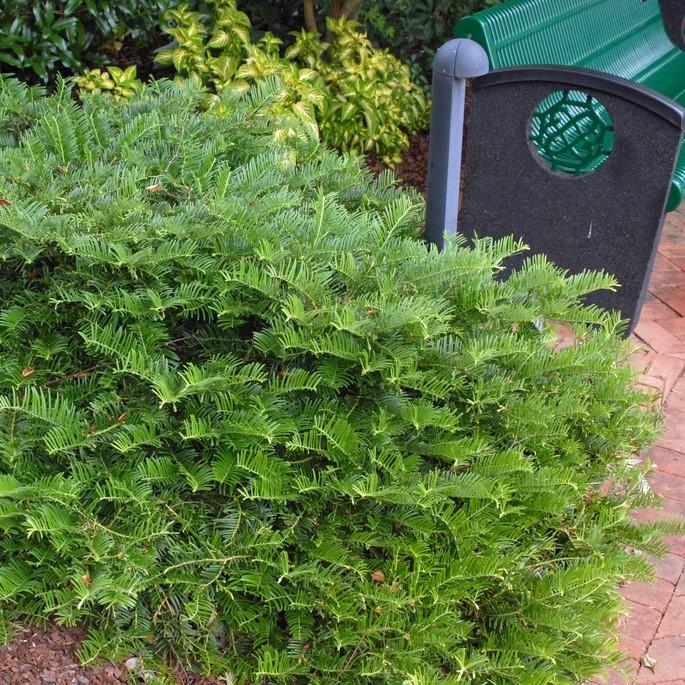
[425,39,489,250]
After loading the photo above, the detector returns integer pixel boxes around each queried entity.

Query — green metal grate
[529,89,615,175]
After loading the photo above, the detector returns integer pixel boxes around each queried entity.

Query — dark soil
[100,40,172,82]
[0,626,222,685]
[366,132,430,194]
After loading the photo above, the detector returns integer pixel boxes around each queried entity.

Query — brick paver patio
[597,202,685,684]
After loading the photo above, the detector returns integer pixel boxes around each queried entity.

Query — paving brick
[666,211,685,227]
[673,375,685,394]
[648,472,685,504]
[668,239,685,251]
[649,286,685,317]
[640,301,682,321]
[622,578,675,612]
[593,660,640,685]
[618,634,649,660]
[663,534,685,558]
[672,376,685,395]
[653,554,685,585]
[667,390,685,414]
[657,594,685,637]
[658,410,685,455]
[655,254,682,272]
[644,446,685,479]
[676,571,685,596]
[664,406,685,423]
[639,375,672,397]
[662,497,685,519]
[663,243,685,256]
[662,497,685,517]
[668,224,685,239]
[630,348,658,375]
[668,213,685,230]
[637,636,685,682]
[642,355,685,398]
[665,318,685,341]
[669,257,685,272]
[621,600,663,641]
[634,321,685,354]
[659,243,685,260]
[631,508,671,524]
[648,269,685,290]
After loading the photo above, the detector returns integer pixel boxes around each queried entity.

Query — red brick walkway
[600,203,685,684]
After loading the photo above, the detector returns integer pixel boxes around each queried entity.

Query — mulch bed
[0,133,431,685]
[0,626,127,685]
[0,627,221,684]
[366,132,429,194]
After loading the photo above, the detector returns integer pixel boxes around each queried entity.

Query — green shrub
[235,1,505,87]
[0,0,176,83]
[361,0,503,88]
[0,75,676,684]
[73,65,143,99]
[155,1,427,165]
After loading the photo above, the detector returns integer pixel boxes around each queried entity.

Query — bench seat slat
[459,0,663,71]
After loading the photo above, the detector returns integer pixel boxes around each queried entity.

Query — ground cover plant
[0,75,676,684]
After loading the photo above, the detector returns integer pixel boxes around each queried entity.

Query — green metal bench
[454,0,685,211]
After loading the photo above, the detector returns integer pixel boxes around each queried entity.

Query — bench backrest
[454,0,683,101]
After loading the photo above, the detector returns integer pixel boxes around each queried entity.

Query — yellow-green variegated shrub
[287,18,428,166]
[154,1,428,165]
[74,66,143,100]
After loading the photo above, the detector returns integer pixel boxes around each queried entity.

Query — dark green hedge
[0,0,176,82]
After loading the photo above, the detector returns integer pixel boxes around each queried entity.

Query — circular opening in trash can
[529,89,614,176]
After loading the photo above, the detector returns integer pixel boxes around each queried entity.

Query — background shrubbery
[0,0,175,82]
[0,0,502,164]
[0,0,502,85]
[0,76,675,683]
[151,2,426,164]
[241,0,502,87]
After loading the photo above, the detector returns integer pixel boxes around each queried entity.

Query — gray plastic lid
[433,38,489,79]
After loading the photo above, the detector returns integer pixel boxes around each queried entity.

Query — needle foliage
[0,76,674,684]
